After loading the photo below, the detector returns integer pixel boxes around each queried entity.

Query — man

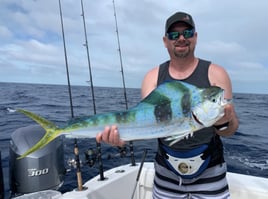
[97,11,239,199]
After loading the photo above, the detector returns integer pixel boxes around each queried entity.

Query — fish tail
[16,109,62,159]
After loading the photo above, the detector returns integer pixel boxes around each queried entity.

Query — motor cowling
[9,125,65,195]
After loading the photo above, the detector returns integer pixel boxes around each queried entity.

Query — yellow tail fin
[17,109,62,159]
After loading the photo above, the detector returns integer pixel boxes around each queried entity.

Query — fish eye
[211,98,217,103]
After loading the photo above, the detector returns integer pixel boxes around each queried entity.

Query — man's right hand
[96,125,125,147]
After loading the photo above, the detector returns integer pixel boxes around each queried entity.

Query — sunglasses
[166,29,195,40]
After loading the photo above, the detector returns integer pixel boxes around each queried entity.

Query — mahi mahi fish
[15,81,229,159]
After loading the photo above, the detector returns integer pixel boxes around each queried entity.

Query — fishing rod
[112,0,128,110]
[80,0,105,181]
[131,149,147,199]
[58,0,74,118]
[112,0,136,166]
[59,0,84,191]
[80,0,96,115]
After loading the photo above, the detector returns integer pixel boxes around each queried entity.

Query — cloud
[0,0,268,94]
[231,62,268,82]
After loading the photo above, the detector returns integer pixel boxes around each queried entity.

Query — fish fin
[164,135,184,146]
[167,138,183,146]
[17,109,57,130]
[16,109,62,159]
[165,130,194,146]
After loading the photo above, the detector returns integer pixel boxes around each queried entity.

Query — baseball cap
[165,12,195,33]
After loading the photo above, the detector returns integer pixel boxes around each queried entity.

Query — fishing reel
[84,146,128,167]
[84,148,97,167]
[67,158,83,169]
[67,146,129,169]
[107,146,128,159]
[67,148,97,168]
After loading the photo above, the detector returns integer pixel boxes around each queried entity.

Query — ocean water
[0,82,268,197]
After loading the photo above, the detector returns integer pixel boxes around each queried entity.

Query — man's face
[164,22,197,58]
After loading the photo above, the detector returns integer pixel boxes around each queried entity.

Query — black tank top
[157,59,220,150]
[157,59,211,88]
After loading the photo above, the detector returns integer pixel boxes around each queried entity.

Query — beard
[173,45,191,58]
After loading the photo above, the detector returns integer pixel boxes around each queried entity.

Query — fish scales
[15,81,228,159]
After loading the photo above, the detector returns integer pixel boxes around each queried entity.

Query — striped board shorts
[153,161,230,199]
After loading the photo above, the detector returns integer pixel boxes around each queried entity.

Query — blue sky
[1,0,268,94]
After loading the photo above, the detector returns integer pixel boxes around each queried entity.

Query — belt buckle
[166,153,205,176]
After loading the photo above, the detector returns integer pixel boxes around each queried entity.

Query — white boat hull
[61,162,268,199]
[16,162,268,199]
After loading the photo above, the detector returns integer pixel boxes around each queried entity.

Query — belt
[159,144,211,179]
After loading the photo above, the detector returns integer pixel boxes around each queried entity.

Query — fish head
[191,86,229,127]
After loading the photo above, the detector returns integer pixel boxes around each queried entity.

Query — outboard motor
[9,125,65,196]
